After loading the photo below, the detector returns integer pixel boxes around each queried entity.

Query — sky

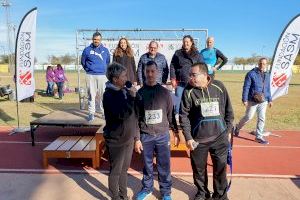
[0,0,300,63]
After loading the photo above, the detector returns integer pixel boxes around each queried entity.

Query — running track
[0,126,299,178]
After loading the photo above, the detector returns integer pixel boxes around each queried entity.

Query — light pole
[1,0,13,73]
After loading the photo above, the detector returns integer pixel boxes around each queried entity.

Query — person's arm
[242,72,251,103]
[180,89,193,141]
[166,91,178,131]
[162,57,169,84]
[81,49,87,71]
[112,54,117,62]
[131,56,138,83]
[215,49,228,70]
[265,73,273,107]
[137,57,144,85]
[265,73,272,102]
[170,53,177,80]
[166,91,180,147]
[106,49,111,65]
[223,84,234,134]
[134,90,143,153]
[197,51,204,63]
[170,53,178,87]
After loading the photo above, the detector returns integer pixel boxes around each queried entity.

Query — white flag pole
[270,14,300,100]
[10,7,37,134]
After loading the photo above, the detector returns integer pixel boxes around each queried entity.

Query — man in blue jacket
[200,37,228,77]
[234,57,273,144]
[81,31,110,121]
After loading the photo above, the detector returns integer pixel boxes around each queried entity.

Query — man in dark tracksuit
[180,63,234,200]
[134,61,179,200]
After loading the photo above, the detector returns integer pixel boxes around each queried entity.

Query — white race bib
[145,109,163,124]
[201,102,220,117]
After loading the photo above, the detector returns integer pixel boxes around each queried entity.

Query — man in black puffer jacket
[180,63,234,200]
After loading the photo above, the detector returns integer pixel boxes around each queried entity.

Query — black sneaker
[234,125,240,136]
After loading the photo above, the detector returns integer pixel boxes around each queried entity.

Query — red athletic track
[0,126,299,176]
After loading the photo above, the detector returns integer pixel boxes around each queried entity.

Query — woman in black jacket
[113,38,137,85]
[103,62,138,200]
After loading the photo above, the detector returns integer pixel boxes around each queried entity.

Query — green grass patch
[1,71,300,130]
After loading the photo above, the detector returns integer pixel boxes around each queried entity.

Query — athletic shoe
[234,125,240,136]
[250,131,270,137]
[162,195,172,200]
[87,114,95,122]
[255,137,269,145]
[136,190,152,200]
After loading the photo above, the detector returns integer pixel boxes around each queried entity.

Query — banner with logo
[15,7,37,101]
[270,14,300,100]
[100,40,186,65]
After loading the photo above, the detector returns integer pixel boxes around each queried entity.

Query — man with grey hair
[103,62,138,200]
[81,31,110,121]
[234,57,273,144]
[137,41,169,86]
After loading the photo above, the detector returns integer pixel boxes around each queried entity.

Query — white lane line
[0,168,298,179]
[233,145,300,149]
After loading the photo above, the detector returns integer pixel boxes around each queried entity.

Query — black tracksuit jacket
[180,80,234,143]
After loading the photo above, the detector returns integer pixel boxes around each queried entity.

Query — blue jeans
[46,81,54,95]
[174,82,186,114]
[236,101,268,139]
[140,132,171,196]
[56,82,64,99]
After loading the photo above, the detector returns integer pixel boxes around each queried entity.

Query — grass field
[0,71,300,130]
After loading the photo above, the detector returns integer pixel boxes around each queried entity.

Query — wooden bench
[43,132,105,169]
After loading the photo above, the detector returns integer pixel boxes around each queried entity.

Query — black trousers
[190,133,229,200]
[106,140,134,200]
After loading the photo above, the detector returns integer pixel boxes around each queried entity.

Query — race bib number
[201,102,220,117]
[145,109,162,125]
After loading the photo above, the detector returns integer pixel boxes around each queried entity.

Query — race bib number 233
[145,109,163,124]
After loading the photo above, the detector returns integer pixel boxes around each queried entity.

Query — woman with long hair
[113,38,137,85]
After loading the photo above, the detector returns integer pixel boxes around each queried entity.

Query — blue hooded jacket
[81,44,110,75]
[242,67,272,102]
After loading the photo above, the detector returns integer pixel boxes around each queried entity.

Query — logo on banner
[271,72,288,87]
[19,70,32,85]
